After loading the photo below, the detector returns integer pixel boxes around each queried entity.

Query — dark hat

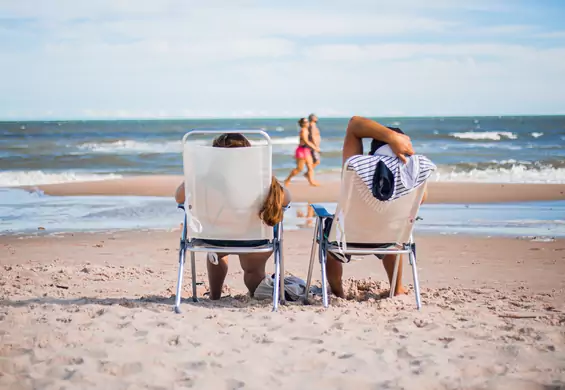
[369,127,405,155]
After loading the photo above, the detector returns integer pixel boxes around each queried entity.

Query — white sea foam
[76,140,183,154]
[433,166,565,183]
[250,136,298,146]
[0,171,122,187]
[530,132,544,138]
[75,136,299,154]
[449,131,518,141]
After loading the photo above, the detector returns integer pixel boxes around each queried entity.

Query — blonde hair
[212,133,284,227]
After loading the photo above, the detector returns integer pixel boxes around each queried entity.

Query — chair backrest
[328,161,428,245]
[182,130,273,241]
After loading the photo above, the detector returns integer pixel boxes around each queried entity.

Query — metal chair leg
[190,252,198,303]
[272,245,281,312]
[389,254,400,299]
[279,224,286,306]
[409,248,422,310]
[317,220,329,308]
[174,246,186,313]
[303,217,320,304]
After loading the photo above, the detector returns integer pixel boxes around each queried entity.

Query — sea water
[1,116,564,185]
[2,188,563,238]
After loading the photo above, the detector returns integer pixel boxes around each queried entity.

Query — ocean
[1,188,564,238]
[1,116,564,236]
[1,116,564,186]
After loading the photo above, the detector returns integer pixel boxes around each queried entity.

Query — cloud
[535,31,565,39]
[1,0,565,118]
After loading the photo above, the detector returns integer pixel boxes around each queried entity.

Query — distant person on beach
[174,133,291,300]
[284,118,320,187]
[323,116,423,298]
[308,113,321,168]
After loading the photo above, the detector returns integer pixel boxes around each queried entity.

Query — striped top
[346,146,436,201]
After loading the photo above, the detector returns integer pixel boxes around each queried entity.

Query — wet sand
[21,175,565,204]
[1,230,564,389]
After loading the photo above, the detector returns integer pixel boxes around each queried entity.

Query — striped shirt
[346,146,436,201]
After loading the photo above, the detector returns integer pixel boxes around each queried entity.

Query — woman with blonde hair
[284,117,320,187]
[174,133,291,299]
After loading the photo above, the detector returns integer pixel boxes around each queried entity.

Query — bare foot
[393,286,408,296]
[332,288,345,299]
[303,173,320,186]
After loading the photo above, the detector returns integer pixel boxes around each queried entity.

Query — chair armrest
[309,204,333,218]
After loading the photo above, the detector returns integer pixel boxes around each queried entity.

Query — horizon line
[2,113,565,122]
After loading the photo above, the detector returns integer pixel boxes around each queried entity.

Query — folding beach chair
[174,130,286,313]
[304,156,429,310]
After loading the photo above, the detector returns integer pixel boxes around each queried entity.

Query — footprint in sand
[290,336,324,344]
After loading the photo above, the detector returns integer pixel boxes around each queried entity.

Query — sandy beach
[1,229,564,389]
[21,175,565,204]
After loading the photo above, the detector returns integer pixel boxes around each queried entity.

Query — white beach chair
[304,157,428,309]
[174,130,286,313]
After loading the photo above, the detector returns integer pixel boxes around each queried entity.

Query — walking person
[284,118,320,187]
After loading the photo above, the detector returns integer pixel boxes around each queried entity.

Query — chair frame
[173,129,286,313]
[303,203,422,310]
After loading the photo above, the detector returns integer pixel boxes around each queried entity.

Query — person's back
[325,116,422,298]
[174,133,291,300]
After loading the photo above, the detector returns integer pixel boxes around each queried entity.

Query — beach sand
[23,175,565,204]
[1,230,564,389]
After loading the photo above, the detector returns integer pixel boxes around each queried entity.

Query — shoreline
[19,175,565,204]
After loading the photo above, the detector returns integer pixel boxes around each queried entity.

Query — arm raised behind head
[342,116,415,164]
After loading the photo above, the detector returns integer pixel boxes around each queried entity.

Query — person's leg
[304,155,320,187]
[312,151,321,168]
[382,254,407,295]
[326,252,345,298]
[207,254,229,300]
[284,159,305,186]
[239,252,271,296]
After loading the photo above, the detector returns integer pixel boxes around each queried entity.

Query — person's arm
[174,181,185,204]
[282,186,291,207]
[342,116,414,164]
[300,128,320,152]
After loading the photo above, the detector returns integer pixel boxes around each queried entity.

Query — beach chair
[174,130,286,313]
[304,157,428,309]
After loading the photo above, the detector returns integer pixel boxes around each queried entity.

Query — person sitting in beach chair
[305,116,435,308]
[174,133,291,302]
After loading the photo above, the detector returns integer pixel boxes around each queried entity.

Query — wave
[75,136,299,154]
[434,165,565,183]
[76,140,183,154]
[0,171,122,187]
[530,132,544,138]
[449,131,518,141]
[312,162,565,184]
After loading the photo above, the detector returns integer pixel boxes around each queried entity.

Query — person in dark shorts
[308,113,321,168]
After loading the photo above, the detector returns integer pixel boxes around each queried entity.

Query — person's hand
[388,132,414,164]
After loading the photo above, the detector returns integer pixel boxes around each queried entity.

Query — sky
[1,0,565,120]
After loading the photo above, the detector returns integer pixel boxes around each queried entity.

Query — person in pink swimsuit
[285,118,320,187]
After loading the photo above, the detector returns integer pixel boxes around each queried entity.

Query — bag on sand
[254,275,307,302]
